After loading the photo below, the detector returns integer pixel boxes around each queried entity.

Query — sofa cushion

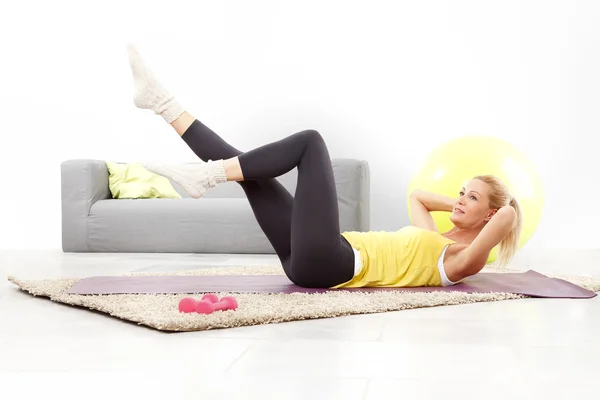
[88,198,275,253]
[106,161,181,199]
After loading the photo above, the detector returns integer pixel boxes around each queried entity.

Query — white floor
[1,248,600,400]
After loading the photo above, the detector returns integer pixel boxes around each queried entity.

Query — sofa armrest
[332,159,370,232]
[61,159,111,251]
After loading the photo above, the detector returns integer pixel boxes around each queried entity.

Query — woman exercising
[127,45,523,289]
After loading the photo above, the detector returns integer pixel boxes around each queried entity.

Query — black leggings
[181,120,356,288]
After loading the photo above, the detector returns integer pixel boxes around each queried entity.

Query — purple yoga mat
[66,270,596,299]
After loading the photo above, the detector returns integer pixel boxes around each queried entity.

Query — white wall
[0,0,598,250]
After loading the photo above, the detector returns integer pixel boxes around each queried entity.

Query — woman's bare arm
[409,190,456,231]
[461,205,517,274]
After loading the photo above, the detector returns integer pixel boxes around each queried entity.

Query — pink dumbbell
[178,293,219,313]
[195,296,238,314]
[201,293,219,303]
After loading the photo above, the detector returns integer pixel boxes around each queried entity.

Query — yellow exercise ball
[407,135,544,263]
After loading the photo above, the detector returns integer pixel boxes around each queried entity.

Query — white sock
[127,44,185,123]
[143,160,227,199]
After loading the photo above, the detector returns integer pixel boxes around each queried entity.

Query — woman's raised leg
[226,130,356,288]
[164,119,356,288]
[127,45,294,268]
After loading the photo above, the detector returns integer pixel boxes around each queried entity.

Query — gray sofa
[61,159,370,253]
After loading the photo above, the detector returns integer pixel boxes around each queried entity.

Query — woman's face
[449,179,496,229]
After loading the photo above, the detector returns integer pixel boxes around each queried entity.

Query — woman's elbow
[497,205,517,225]
[409,190,423,199]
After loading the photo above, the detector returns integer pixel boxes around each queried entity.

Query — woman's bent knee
[296,129,323,144]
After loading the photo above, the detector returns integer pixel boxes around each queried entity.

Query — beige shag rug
[7,265,600,332]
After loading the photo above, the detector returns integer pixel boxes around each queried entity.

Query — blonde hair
[473,175,523,268]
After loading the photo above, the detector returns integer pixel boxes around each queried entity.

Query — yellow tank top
[333,226,456,288]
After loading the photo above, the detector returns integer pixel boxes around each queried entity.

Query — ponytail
[495,196,523,268]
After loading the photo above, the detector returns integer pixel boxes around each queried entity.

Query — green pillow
[106,161,181,199]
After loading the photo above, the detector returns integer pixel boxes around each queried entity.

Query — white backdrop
[0,0,597,250]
